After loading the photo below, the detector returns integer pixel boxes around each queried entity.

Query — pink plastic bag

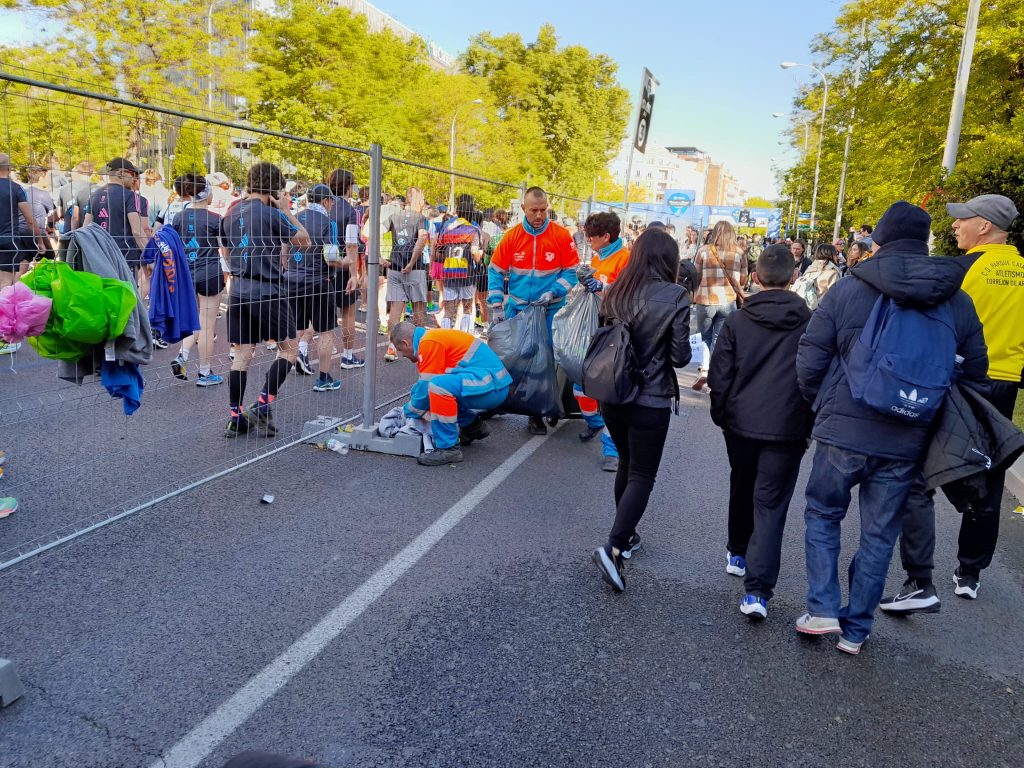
[0,281,53,343]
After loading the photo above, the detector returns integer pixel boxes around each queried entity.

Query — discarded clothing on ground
[377,406,435,452]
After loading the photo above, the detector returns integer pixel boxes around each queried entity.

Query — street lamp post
[942,0,982,173]
[781,62,828,240]
[773,112,810,238]
[832,18,868,241]
[449,99,483,208]
[206,0,225,175]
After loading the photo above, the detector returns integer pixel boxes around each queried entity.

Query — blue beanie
[873,201,931,246]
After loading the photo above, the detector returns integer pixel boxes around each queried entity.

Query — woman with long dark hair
[591,229,692,592]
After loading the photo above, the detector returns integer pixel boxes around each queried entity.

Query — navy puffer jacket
[796,240,988,462]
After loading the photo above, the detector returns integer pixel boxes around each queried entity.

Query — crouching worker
[391,322,511,466]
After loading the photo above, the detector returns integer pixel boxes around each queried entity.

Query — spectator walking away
[221,162,310,437]
[391,322,511,466]
[796,201,987,655]
[170,173,225,386]
[325,168,363,369]
[708,244,813,620]
[576,211,631,472]
[882,194,1024,611]
[791,242,842,310]
[382,186,429,362]
[487,186,579,435]
[590,229,691,592]
[691,220,746,391]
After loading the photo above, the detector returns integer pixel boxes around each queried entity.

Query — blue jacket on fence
[796,240,988,463]
[143,225,200,344]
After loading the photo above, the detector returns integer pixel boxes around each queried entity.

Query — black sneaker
[246,406,277,437]
[417,447,464,466]
[880,578,941,614]
[578,425,601,443]
[953,568,979,599]
[592,544,625,592]
[171,353,188,380]
[153,335,169,350]
[224,411,251,438]
[459,417,490,446]
[296,352,314,376]
[620,533,642,560]
[527,416,547,436]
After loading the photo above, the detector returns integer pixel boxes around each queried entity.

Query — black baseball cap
[307,184,334,203]
[104,157,141,175]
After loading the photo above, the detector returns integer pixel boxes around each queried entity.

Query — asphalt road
[2,354,1023,767]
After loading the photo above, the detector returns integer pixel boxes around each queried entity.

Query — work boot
[417,447,464,466]
[527,416,547,436]
[459,417,490,446]
[578,425,601,443]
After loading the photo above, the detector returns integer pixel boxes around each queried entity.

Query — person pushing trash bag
[390,322,512,466]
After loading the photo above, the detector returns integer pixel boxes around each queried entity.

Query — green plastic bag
[20,259,137,360]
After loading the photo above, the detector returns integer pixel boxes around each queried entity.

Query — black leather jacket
[601,277,692,403]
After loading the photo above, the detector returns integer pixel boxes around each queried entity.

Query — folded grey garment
[377,406,405,438]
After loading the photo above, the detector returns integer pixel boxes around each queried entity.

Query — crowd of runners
[0,152,1022,659]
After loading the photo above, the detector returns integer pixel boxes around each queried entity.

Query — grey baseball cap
[946,194,1019,230]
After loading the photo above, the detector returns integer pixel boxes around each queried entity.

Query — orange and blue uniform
[575,238,631,458]
[404,327,511,449]
[487,219,579,319]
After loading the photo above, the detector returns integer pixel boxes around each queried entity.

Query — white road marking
[151,424,561,768]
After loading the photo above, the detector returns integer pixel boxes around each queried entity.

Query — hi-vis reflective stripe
[490,262,509,274]
[428,383,458,423]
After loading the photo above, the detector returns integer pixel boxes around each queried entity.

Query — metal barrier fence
[0,69,597,571]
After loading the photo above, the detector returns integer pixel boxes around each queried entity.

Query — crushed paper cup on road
[260,494,275,504]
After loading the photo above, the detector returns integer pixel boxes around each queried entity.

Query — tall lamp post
[832,18,868,241]
[773,112,810,238]
[781,62,828,240]
[206,0,227,175]
[942,0,982,173]
[449,99,483,208]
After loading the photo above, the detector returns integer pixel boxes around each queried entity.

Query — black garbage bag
[487,304,563,418]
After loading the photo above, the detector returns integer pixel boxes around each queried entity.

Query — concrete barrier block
[0,658,25,707]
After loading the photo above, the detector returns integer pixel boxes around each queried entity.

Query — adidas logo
[899,388,929,407]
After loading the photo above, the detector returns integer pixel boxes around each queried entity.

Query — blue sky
[375,0,846,198]
[0,0,844,197]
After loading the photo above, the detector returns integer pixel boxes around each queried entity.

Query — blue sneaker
[313,374,342,392]
[340,355,365,369]
[726,550,746,577]
[196,373,224,387]
[740,594,768,619]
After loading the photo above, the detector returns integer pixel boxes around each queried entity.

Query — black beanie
[872,201,931,246]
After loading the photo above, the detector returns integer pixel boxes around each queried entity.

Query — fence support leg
[361,143,383,431]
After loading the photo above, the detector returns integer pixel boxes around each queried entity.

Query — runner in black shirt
[0,153,43,297]
[169,173,225,386]
[220,162,310,437]
[326,168,364,368]
[83,157,149,286]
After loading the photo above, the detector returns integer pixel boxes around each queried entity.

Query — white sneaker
[0,341,22,355]
[836,635,865,655]
[795,613,842,635]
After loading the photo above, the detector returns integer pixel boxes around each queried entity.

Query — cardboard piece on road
[0,658,25,707]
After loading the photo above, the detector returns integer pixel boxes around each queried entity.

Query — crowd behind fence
[0,69,621,572]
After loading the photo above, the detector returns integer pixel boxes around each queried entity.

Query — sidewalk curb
[1007,456,1024,503]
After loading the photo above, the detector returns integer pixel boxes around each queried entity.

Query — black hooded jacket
[796,240,989,462]
[708,289,814,441]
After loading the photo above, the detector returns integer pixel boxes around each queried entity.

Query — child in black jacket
[708,244,813,619]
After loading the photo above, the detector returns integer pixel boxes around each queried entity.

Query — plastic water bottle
[324,438,349,455]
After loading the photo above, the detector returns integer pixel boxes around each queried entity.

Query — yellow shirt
[960,243,1024,382]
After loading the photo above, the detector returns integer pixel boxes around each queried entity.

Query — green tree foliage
[779,0,1024,243]
[462,25,631,198]
[171,121,207,178]
[744,196,776,208]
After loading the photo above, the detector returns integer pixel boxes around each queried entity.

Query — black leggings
[601,403,671,550]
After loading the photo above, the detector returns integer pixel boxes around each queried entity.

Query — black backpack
[582,314,665,405]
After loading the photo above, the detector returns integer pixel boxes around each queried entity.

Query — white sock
[199,365,211,377]
[298,339,309,356]
[343,348,353,358]
[441,317,452,329]
[179,347,190,361]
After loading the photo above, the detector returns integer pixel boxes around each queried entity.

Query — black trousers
[899,380,1020,580]
[723,430,806,600]
[601,403,671,551]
